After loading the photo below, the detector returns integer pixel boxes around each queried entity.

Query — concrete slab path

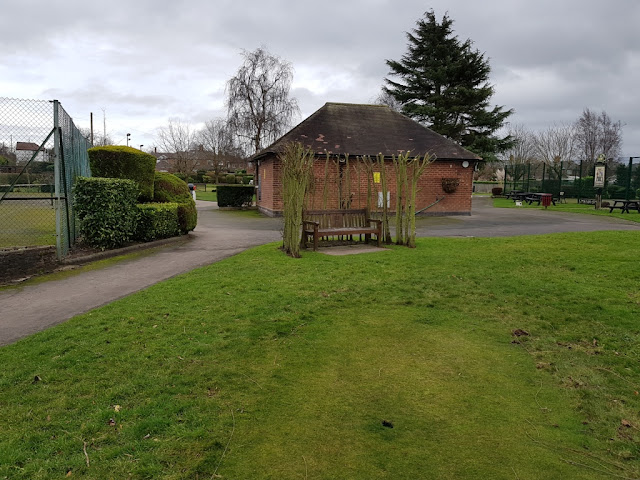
[1,197,638,346]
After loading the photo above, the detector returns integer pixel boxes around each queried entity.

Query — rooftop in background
[254,102,482,161]
[16,142,43,151]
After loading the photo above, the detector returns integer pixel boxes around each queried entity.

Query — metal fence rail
[0,97,91,258]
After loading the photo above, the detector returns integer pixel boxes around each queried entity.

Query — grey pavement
[1,197,638,346]
[415,196,640,237]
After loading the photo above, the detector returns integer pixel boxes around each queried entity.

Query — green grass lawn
[195,185,217,202]
[493,197,640,223]
[2,232,640,478]
[0,201,56,247]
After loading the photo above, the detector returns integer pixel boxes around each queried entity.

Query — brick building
[253,102,481,217]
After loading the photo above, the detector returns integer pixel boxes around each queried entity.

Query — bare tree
[534,123,577,180]
[499,123,537,183]
[373,89,402,112]
[78,127,113,147]
[155,119,201,176]
[599,111,623,165]
[575,108,623,172]
[197,118,244,175]
[226,47,300,154]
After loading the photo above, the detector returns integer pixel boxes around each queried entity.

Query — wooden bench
[301,209,382,251]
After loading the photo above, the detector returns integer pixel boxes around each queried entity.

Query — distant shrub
[74,177,139,249]
[173,172,187,181]
[217,185,254,207]
[225,173,236,184]
[135,203,180,242]
[88,146,156,201]
[491,187,503,196]
[605,185,626,199]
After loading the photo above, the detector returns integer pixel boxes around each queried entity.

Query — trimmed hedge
[153,172,197,233]
[135,203,181,242]
[74,177,139,249]
[217,185,255,207]
[88,146,156,202]
[177,202,197,234]
[153,171,191,203]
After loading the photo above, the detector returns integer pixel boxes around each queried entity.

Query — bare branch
[226,47,300,154]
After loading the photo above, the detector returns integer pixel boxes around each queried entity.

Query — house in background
[16,142,49,163]
[252,102,482,217]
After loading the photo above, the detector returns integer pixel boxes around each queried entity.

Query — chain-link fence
[0,98,91,258]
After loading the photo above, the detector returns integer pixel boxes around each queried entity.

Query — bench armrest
[367,218,382,227]
[302,220,319,227]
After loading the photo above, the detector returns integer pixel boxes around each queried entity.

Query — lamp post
[126,133,131,147]
[626,157,639,201]
[140,145,144,151]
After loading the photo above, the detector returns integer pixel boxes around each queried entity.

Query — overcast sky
[2,0,639,158]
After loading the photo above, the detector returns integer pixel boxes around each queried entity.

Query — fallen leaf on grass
[621,419,633,428]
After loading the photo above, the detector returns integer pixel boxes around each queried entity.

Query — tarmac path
[1,197,638,346]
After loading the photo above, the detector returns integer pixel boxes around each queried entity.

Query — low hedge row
[75,174,198,250]
[135,203,181,242]
[74,177,139,249]
[217,185,254,207]
[153,172,197,233]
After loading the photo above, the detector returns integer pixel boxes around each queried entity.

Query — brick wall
[0,246,58,283]
[257,155,474,216]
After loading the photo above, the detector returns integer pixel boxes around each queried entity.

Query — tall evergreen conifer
[384,10,513,161]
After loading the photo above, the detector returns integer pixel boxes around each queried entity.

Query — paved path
[1,198,638,346]
[0,202,281,346]
[415,196,640,237]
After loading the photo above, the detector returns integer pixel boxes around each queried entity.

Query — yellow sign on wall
[373,172,381,184]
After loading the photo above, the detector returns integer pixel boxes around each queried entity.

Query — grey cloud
[2,0,639,155]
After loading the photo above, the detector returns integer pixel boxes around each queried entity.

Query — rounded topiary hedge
[88,146,156,202]
[153,171,197,233]
[74,177,139,249]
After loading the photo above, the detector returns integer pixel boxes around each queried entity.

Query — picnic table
[506,190,525,200]
[523,193,556,206]
[608,200,640,213]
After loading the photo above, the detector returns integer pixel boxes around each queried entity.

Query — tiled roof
[254,102,481,161]
[16,142,42,151]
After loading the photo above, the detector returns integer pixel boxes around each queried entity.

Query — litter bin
[541,193,552,208]
[188,183,196,201]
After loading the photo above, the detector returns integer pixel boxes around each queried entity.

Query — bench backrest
[303,209,369,229]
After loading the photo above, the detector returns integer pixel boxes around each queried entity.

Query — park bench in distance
[302,209,382,251]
